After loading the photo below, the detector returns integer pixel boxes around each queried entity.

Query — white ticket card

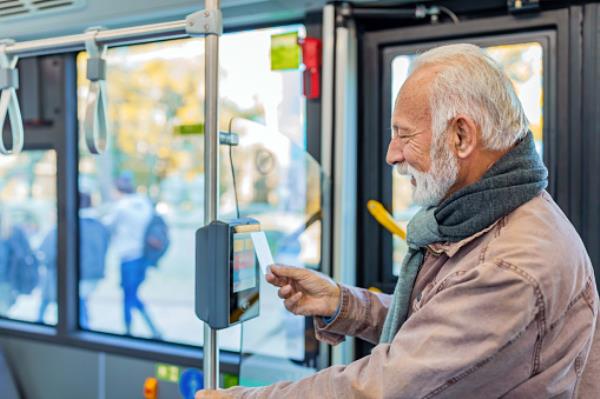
[250,231,274,274]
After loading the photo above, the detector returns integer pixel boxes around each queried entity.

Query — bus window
[226,118,323,366]
[0,151,57,325]
[390,42,543,275]
[76,23,313,365]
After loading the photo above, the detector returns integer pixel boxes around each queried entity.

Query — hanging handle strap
[83,28,109,155]
[0,39,24,155]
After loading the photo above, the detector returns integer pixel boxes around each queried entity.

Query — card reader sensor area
[195,218,261,329]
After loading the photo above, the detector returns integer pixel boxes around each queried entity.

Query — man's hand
[266,264,341,317]
[195,389,232,399]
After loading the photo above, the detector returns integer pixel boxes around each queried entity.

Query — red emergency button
[300,37,322,99]
[144,377,159,399]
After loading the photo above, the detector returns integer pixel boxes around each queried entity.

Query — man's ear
[449,115,478,159]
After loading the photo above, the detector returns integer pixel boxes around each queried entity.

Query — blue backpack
[143,213,170,267]
[6,227,38,295]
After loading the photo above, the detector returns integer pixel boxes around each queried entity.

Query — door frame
[357,6,582,298]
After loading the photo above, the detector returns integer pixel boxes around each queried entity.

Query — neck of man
[441,145,512,203]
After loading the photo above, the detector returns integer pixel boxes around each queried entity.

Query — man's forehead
[393,66,439,121]
[392,86,427,123]
[396,66,438,101]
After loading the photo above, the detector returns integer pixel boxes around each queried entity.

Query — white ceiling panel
[0,0,328,41]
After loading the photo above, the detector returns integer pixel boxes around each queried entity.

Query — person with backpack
[38,192,110,327]
[105,171,163,339]
[0,213,38,316]
[143,211,170,269]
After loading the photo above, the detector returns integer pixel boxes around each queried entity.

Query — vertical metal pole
[203,0,220,390]
[318,3,335,371]
[332,17,358,366]
[320,5,335,180]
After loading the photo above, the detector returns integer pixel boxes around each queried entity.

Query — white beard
[396,139,459,207]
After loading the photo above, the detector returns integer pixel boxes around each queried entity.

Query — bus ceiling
[0,0,365,41]
[0,1,523,41]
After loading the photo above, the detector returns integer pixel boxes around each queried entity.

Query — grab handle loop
[0,39,24,155]
[83,28,109,154]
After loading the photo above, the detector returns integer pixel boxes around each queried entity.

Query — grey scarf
[379,132,547,343]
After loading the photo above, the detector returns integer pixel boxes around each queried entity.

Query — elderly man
[197,44,599,398]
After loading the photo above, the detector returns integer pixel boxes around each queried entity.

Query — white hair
[410,43,529,150]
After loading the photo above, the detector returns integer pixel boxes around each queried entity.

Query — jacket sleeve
[312,284,392,345]
[223,261,541,399]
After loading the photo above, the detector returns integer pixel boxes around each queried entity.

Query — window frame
[0,54,66,328]
[581,3,600,288]
[382,32,553,281]
[0,16,326,373]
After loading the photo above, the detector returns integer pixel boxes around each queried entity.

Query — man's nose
[386,139,405,166]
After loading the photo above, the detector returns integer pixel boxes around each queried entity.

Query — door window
[390,42,543,275]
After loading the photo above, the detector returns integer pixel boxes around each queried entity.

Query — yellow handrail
[367,200,407,240]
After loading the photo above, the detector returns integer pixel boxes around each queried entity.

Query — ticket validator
[195,218,261,329]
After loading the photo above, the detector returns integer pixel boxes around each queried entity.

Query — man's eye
[392,129,414,141]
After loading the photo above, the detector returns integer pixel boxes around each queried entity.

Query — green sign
[223,373,239,388]
[174,123,204,136]
[270,32,301,71]
[156,363,181,383]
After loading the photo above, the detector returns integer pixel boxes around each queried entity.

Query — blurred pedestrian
[0,213,38,316]
[38,192,110,328]
[105,171,161,338]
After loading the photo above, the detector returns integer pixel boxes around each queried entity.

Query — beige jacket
[227,192,599,398]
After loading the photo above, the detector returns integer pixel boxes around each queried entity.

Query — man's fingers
[270,264,308,281]
[284,291,303,312]
[265,271,288,287]
[278,284,293,299]
[195,389,226,399]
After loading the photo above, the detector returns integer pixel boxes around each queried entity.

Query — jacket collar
[427,218,503,257]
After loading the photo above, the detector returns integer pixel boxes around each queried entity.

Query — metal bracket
[508,0,540,13]
[0,39,24,155]
[185,9,223,36]
[0,68,18,90]
[219,131,239,146]
[83,27,109,155]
